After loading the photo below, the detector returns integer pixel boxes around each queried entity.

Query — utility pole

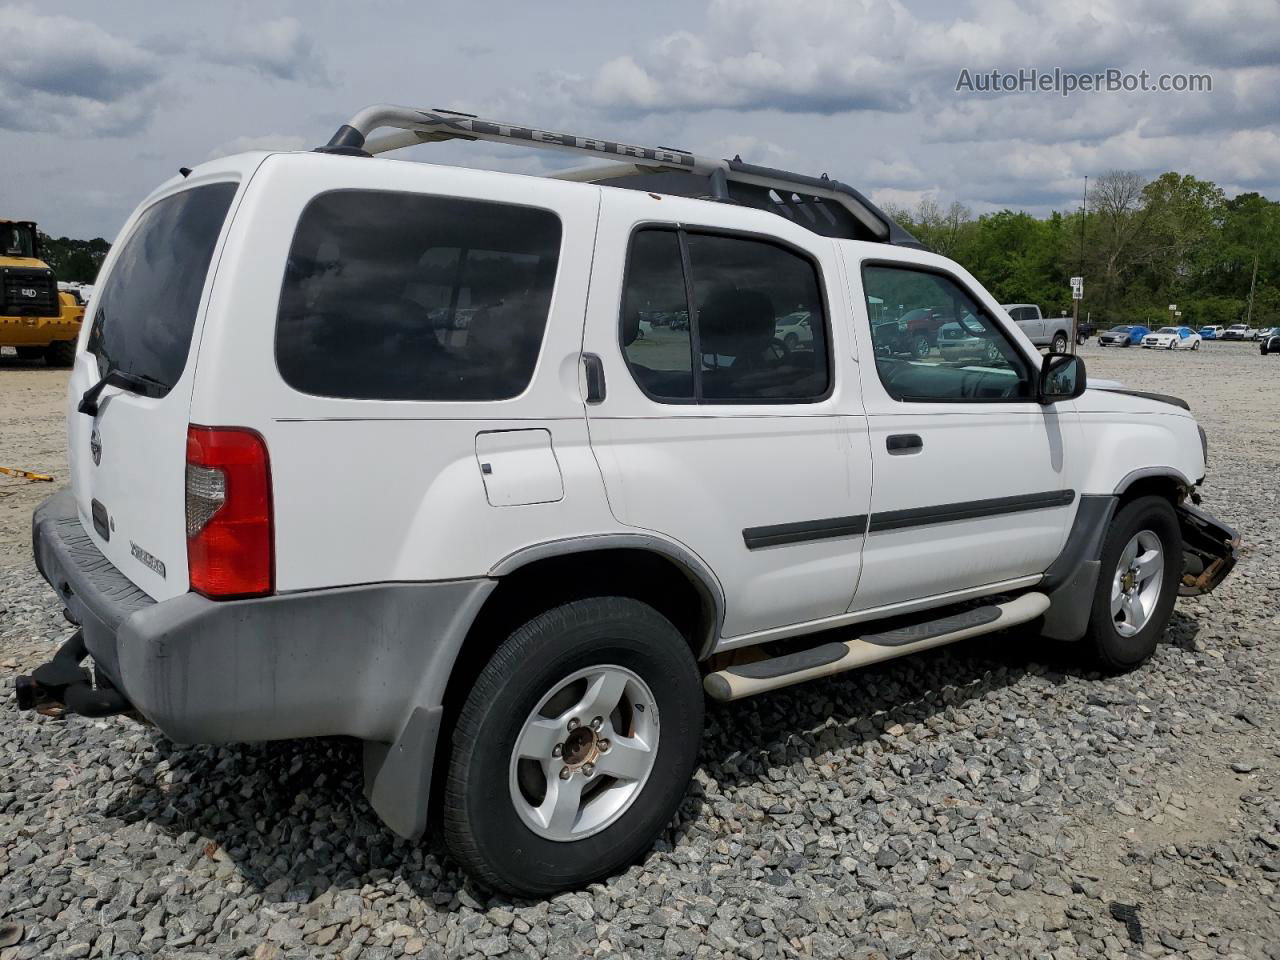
[1245,252,1259,327]
[1071,175,1087,354]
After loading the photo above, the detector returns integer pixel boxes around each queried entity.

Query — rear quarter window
[275,190,562,401]
[86,183,238,393]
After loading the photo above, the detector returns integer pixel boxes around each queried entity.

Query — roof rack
[318,104,923,248]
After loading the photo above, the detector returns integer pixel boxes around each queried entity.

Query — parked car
[19,104,1240,897]
[1142,326,1202,350]
[1075,320,1096,344]
[1261,331,1280,355]
[1199,325,1225,340]
[1222,324,1257,341]
[1098,324,1150,347]
[775,310,815,351]
[1000,303,1073,353]
[1256,326,1280,341]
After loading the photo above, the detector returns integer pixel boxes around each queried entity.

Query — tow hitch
[14,630,133,719]
[1177,502,1241,596]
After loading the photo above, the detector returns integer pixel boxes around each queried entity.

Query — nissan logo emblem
[90,426,102,466]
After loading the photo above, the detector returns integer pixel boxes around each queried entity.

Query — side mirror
[1039,353,1086,404]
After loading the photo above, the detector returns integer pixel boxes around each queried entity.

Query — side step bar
[704,592,1050,701]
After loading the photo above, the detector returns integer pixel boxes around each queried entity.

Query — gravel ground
[1,341,1278,959]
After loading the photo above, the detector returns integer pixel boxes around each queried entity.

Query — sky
[2,0,1279,241]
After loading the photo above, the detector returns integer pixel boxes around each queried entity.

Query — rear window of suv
[86,183,238,393]
[275,190,562,401]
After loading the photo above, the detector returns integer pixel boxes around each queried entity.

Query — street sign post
[1069,277,1084,353]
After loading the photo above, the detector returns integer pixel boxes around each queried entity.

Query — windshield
[1229,325,1246,330]
[1157,327,1179,334]
[2,223,36,258]
[86,184,237,395]
[1112,326,1132,332]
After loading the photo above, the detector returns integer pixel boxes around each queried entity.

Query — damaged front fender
[1177,502,1241,596]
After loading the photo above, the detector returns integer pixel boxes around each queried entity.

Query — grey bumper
[31,489,493,746]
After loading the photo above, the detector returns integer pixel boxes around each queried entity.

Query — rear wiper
[77,368,169,416]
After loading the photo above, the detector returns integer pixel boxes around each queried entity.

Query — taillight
[185,426,273,599]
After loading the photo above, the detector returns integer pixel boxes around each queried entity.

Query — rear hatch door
[67,177,242,600]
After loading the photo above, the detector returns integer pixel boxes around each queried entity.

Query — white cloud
[206,134,308,160]
[206,17,328,84]
[0,4,162,135]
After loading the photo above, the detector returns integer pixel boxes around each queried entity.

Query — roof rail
[318,104,923,248]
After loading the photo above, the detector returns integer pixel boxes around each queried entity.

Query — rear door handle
[886,434,923,455]
[582,353,606,404]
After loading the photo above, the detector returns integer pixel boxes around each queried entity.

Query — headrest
[697,288,775,356]
[622,310,641,346]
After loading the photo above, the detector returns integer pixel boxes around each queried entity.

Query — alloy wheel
[1110,530,1164,638]
[508,665,660,842]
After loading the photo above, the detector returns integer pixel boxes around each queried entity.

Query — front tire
[1085,496,1182,672]
[443,597,704,897]
[44,340,76,367]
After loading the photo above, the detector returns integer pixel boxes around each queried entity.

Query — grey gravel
[2,342,1279,958]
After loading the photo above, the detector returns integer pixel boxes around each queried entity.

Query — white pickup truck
[1001,304,1075,352]
[19,104,1241,896]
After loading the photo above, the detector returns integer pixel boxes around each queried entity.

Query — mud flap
[1176,502,1240,596]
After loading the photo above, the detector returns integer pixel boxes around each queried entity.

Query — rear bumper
[30,489,494,744]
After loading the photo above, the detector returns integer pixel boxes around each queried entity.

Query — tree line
[37,233,110,285]
[883,171,1280,329]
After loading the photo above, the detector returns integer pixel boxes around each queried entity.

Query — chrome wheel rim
[1111,530,1164,637]
[508,665,659,842]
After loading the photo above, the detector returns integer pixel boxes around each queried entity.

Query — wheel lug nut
[583,763,595,777]
[559,766,572,780]
[552,744,563,758]
[567,718,580,731]
[591,716,603,730]
[598,739,610,752]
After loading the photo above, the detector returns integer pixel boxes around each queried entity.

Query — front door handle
[886,433,923,455]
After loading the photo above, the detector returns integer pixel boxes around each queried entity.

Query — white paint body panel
[582,189,873,639]
[65,155,268,601]
[845,246,1074,610]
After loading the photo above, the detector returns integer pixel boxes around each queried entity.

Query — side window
[620,230,695,400]
[686,234,829,401]
[276,190,561,401]
[862,265,1034,402]
[619,228,830,403]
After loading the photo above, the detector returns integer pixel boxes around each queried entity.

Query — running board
[704,592,1050,701]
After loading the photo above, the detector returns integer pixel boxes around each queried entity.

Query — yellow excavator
[1,219,85,366]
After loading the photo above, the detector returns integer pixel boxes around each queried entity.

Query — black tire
[1050,332,1069,354]
[44,340,76,367]
[783,332,800,350]
[14,346,45,361]
[1084,496,1182,672]
[443,597,704,897]
[910,334,931,359]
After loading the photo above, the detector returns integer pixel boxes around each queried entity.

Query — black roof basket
[318,105,923,248]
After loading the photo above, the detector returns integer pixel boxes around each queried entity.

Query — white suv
[21,105,1240,897]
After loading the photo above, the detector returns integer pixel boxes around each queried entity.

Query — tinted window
[687,233,828,401]
[276,191,561,401]
[619,228,830,403]
[620,230,694,400]
[86,183,238,393]
[862,265,1033,402]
